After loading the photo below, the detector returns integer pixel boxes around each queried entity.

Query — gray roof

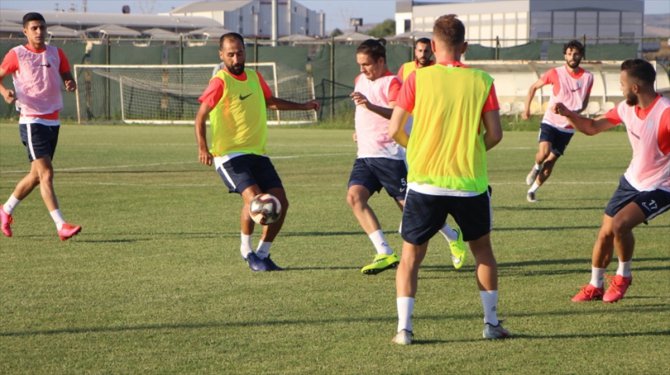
[142,28,183,41]
[0,9,220,32]
[86,24,142,37]
[188,26,233,37]
[333,32,374,42]
[171,1,253,13]
[0,19,22,33]
[48,25,80,37]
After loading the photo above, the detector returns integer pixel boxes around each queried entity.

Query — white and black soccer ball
[249,193,282,225]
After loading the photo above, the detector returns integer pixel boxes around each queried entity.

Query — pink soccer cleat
[603,275,632,303]
[58,223,82,241]
[0,205,13,237]
[571,284,604,302]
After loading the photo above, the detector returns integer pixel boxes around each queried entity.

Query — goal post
[73,62,318,125]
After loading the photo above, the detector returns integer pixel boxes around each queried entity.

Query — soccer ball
[249,193,282,225]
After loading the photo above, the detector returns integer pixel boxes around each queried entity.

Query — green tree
[368,19,395,38]
[330,28,343,37]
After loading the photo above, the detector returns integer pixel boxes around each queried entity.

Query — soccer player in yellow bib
[388,15,508,344]
[397,37,469,270]
[195,33,319,272]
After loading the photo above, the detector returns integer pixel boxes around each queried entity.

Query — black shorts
[538,123,574,157]
[605,176,670,220]
[401,189,492,244]
[216,154,283,194]
[348,158,407,200]
[19,123,60,162]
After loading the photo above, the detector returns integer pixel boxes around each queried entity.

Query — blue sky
[1,0,668,31]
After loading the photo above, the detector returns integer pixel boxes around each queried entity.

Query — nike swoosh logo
[239,93,252,100]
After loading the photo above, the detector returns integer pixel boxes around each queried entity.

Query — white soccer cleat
[392,329,413,345]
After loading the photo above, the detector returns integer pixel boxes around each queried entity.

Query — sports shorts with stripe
[348,157,407,200]
[605,175,670,221]
[401,189,492,245]
[19,123,60,162]
[216,154,283,194]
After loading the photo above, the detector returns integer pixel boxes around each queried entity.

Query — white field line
[0,152,352,174]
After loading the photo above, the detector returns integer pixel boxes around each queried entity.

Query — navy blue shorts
[401,189,492,244]
[19,123,60,162]
[605,176,670,220]
[538,123,574,156]
[216,154,283,194]
[348,158,407,200]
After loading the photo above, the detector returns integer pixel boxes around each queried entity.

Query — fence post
[495,36,500,60]
[329,37,335,121]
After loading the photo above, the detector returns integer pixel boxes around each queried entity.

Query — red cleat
[58,223,82,241]
[571,284,604,302]
[0,205,13,237]
[603,275,632,303]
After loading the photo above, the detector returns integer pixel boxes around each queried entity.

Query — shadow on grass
[2,304,668,339]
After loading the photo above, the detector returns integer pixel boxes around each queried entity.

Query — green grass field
[1,122,668,374]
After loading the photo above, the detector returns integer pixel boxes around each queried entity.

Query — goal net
[73,62,317,125]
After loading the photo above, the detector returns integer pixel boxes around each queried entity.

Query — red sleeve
[256,72,273,99]
[0,49,19,74]
[482,84,500,112]
[396,71,416,113]
[604,103,623,125]
[396,65,405,83]
[57,48,70,74]
[387,77,401,103]
[659,107,670,155]
[198,78,225,108]
[540,68,557,85]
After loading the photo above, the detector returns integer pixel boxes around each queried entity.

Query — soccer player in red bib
[0,12,81,241]
[554,59,670,303]
[388,15,508,344]
[194,33,319,272]
[522,40,593,203]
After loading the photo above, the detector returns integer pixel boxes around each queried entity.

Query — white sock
[528,182,540,193]
[480,290,499,326]
[534,163,542,171]
[240,233,253,259]
[616,261,632,278]
[368,229,393,255]
[49,209,65,230]
[396,297,414,332]
[590,267,606,288]
[3,195,21,214]
[438,223,458,242]
[256,241,272,259]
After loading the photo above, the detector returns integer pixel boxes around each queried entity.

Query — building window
[404,19,411,32]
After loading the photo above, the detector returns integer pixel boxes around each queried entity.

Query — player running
[522,40,593,202]
[0,12,81,241]
[194,32,319,272]
[555,59,670,303]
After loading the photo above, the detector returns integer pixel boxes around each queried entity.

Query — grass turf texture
[1,122,668,374]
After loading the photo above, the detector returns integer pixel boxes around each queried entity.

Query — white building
[396,0,644,46]
[169,0,326,38]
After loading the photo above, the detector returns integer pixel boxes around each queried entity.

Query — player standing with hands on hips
[554,59,670,303]
[0,12,81,241]
[388,14,508,345]
[522,40,593,202]
[194,33,319,272]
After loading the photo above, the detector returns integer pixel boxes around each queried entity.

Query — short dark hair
[433,14,464,46]
[356,39,386,62]
[621,59,656,86]
[415,37,431,46]
[563,40,585,55]
[219,32,244,49]
[22,12,45,27]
